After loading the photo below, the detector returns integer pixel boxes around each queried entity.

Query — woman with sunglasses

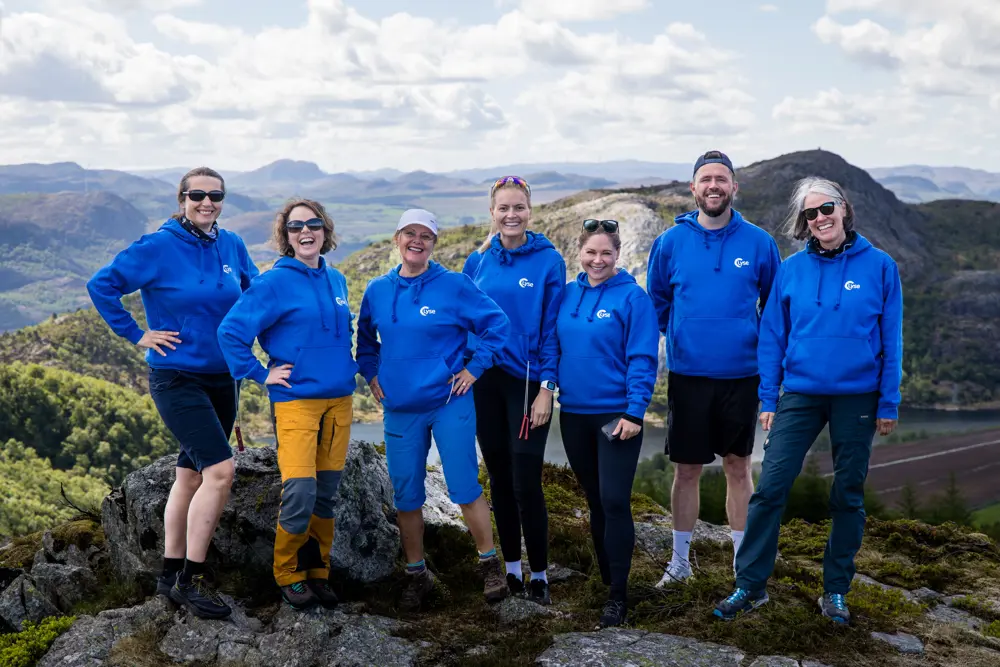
[461,175,566,605]
[87,167,258,619]
[556,218,658,628]
[715,177,903,624]
[357,208,511,611]
[218,199,356,611]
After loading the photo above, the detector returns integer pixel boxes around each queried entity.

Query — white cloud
[153,14,244,47]
[759,4,779,11]
[772,89,889,133]
[519,0,648,22]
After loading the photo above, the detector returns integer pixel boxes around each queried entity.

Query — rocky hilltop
[1,440,999,666]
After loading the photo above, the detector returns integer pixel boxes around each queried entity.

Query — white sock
[530,569,548,583]
[505,560,522,580]
[731,530,745,569]
[671,530,692,569]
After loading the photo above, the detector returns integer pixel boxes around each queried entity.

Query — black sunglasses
[286,218,325,233]
[184,189,225,203]
[583,219,619,233]
[803,201,836,221]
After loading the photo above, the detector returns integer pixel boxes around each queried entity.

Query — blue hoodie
[462,231,565,382]
[356,261,510,413]
[758,233,903,419]
[217,257,359,402]
[87,218,258,373]
[646,209,781,379]
[556,270,659,419]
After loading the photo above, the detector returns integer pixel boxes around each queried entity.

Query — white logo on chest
[519,278,534,288]
[596,309,611,320]
[844,281,861,291]
[336,297,347,306]
[734,258,750,268]
[420,306,436,316]
[222,264,233,274]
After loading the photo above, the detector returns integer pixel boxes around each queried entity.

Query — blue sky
[0,0,996,173]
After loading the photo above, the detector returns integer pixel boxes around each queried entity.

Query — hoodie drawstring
[570,288,587,318]
[834,255,849,311]
[587,285,608,322]
[214,243,225,288]
[714,231,731,272]
[323,272,341,337]
[391,283,401,323]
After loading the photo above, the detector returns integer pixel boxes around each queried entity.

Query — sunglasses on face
[491,175,531,197]
[803,201,836,221]
[184,190,225,203]
[286,218,325,233]
[583,219,619,233]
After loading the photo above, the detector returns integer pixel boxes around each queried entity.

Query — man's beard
[696,191,732,218]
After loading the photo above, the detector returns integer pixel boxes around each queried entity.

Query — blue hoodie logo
[596,309,612,320]
[844,280,861,291]
[336,297,347,306]
[518,278,534,288]
[222,264,233,274]
[419,306,436,316]
[734,258,750,268]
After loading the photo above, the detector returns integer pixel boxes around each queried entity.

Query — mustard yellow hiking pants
[272,396,351,586]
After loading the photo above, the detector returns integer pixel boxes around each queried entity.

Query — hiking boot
[655,562,691,588]
[156,571,177,597]
[400,568,437,612]
[599,599,628,628]
[479,555,508,604]
[527,578,551,606]
[713,587,769,620]
[507,573,525,597]
[818,593,851,624]
[170,575,232,619]
[307,579,339,609]
[280,581,318,610]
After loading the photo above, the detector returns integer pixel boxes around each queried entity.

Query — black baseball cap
[693,150,735,177]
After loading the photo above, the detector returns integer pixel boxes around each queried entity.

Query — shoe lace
[602,600,626,616]
[724,588,749,605]
[191,575,224,604]
[828,593,847,611]
[290,582,308,594]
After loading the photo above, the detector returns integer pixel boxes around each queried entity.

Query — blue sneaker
[818,593,851,624]
[713,587,769,620]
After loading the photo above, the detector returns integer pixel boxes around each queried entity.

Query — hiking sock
[161,557,184,578]
[180,558,206,584]
[671,531,692,569]
[505,560,523,580]
[731,530,745,569]
[530,569,548,583]
[406,560,426,575]
[478,548,497,562]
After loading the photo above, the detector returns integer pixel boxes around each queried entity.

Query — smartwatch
[541,380,557,392]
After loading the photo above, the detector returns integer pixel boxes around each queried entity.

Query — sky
[0,0,997,174]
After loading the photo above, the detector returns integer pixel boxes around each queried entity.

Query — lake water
[346,407,1000,468]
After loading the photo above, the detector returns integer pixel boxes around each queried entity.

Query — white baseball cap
[396,208,438,235]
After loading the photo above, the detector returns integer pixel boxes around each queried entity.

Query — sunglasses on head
[802,201,837,221]
[184,190,225,203]
[583,219,619,233]
[286,218,325,233]
[491,175,531,196]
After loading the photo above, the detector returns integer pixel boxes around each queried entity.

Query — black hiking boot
[280,581,319,610]
[306,579,339,609]
[170,574,232,619]
[479,555,508,604]
[507,573,525,597]
[527,578,551,606]
[400,568,437,612]
[599,599,628,628]
[156,571,177,597]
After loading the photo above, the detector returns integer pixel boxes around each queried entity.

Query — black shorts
[665,371,759,465]
[149,368,238,472]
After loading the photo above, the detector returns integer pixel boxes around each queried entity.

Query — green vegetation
[0,616,76,667]
[973,503,1000,528]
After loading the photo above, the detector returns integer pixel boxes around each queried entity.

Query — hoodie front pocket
[378,356,452,410]
[177,316,222,364]
[785,337,878,388]
[289,345,359,395]
[672,317,756,372]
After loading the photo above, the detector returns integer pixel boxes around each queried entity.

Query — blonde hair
[272,199,337,257]
[478,181,532,253]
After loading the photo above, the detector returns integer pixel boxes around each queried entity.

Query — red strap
[234,425,245,453]
[518,415,530,440]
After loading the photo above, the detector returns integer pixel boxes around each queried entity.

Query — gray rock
[218,641,251,666]
[97,596,176,642]
[748,658,799,667]
[910,587,943,604]
[102,440,401,588]
[927,604,985,630]
[635,516,731,561]
[547,563,585,584]
[852,574,915,601]
[802,662,834,667]
[493,596,559,624]
[536,629,744,666]
[421,465,466,531]
[870,631,924,655]
[158,595,257,665]
[35,615,116,667]
[0,574,60,631]
[30,562,99,612]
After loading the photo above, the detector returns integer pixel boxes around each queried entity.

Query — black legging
[473,367,550,573]
[559,411,643,601]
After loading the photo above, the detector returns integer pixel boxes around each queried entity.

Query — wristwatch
[541,380,557,392]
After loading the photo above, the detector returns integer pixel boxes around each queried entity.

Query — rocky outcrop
[101,440,406,589]
[536,629,746,666]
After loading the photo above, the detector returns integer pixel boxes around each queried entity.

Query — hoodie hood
[675,209,746,272]
[387,260,449,322]
[272,256,343,337]
[161,218,228,288]
[806,231,872,310]
[489,230,556,266]
[570,269,637,322]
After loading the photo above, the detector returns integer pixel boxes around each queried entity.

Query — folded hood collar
[273,256,342,336]
[807,232,872,310]
[570,268,637,321]
[674,209,746,272]
[387,260,448,322]
[489,230,555,265]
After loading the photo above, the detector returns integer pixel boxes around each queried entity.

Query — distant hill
[870,165,1000,203]
[0,162,172,196]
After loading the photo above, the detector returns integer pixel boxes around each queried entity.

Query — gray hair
[782,177,855,241]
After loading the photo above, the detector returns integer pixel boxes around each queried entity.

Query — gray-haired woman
[714,177,903,625]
